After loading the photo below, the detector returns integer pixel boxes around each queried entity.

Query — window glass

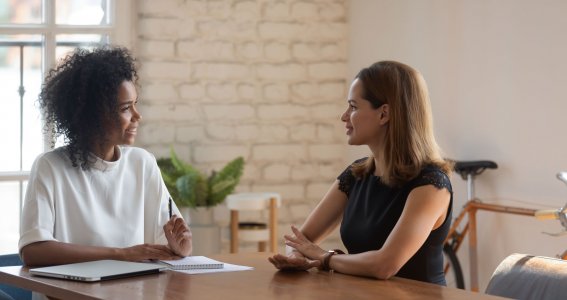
[0,0,42,24]
[56,34,109,59]
[56,0,108,25]
[0,35,43,172]
[0,181,26,255]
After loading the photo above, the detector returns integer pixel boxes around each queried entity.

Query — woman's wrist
[319,249,345,271]
[114,247,127,261]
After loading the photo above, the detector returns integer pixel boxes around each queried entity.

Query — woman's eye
[121,105,131,112]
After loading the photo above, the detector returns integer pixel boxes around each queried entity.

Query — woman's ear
[379,104,390,125]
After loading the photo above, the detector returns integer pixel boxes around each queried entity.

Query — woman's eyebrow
[119,100,135,105]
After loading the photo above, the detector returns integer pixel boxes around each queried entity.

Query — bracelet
[320,249,345,271]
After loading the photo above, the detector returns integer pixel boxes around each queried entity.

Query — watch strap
[321,249,345,271]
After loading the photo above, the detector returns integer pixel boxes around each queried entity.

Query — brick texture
[136,0,348,253]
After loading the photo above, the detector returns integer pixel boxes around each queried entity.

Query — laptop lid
[29,260,166,282]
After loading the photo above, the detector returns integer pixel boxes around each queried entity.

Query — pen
[168,197,173,219]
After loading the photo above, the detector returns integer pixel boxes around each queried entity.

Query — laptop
[29,260,167,282]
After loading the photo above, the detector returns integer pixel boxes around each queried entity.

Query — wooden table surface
[0,252,507,299]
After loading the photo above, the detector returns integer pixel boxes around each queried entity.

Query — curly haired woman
[19,46,191,267]
[269,61,453,285]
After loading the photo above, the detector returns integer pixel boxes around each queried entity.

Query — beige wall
[133,0,349,252]
[131,0,567,289]
[349,0,567,291]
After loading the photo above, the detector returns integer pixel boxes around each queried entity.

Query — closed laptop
[29,260,166,282]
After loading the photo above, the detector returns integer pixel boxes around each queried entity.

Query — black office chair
[0,290,14,300]
[0,254,31,300]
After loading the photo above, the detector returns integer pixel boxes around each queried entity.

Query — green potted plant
[157,148,245,210]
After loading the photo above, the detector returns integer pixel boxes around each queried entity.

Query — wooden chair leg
[230,210,239,253]
[258,241,267,252]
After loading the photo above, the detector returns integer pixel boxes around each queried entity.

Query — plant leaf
[170,147,199,174]
[209,157,244,205]
[176,173,199,208]
[157,158,183,206]
[194,175,209,207]
[158,148,244,208]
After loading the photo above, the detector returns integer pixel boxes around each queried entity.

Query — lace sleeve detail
[337,165,355,197]
[414,169,453,193]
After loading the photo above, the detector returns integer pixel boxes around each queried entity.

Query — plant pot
[178,206,220,255]
[178,207,213,226]
[191,207,217,226]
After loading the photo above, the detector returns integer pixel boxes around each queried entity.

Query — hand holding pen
[164,197,192,257]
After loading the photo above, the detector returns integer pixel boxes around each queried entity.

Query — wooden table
[0,253,506,300]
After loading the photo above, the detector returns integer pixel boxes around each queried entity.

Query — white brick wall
[136,0,348,253]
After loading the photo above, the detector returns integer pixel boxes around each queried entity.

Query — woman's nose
[133,107,142,121]
[340,110,348,122]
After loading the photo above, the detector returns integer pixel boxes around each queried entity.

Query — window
[0,0,133,254]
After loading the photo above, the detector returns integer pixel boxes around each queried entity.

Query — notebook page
[159,256,224,270]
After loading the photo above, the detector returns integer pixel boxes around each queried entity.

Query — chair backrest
[0,289,15,300]
[0,254,31,300]
[226,192,282,253]
[226,192,282,211]
[485,253,567,300]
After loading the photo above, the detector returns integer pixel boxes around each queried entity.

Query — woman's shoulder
[119,146,161,174]
[28,147,75,178]
[413,165,452,191]
[337,157,369,196]
[353,157,369,164]
[33,146,69,165]
[421,164,449,176]
[340,157,369,175]
[120,146,156,161]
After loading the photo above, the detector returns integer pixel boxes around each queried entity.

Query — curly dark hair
[38,45,138,170]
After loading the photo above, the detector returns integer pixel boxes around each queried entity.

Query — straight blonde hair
[351,61,452,186]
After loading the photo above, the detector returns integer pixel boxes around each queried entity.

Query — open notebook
[157,256,224,270]
[29,260,166,282]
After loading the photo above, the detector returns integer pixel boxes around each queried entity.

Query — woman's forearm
[327,250,403,280]
[20,241,123,267]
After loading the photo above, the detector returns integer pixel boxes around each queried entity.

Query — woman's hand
[164,215,192,257]
[283,225,327,262]
[268,250,320,271]
[120,244,181,261]
[268,225,327,271]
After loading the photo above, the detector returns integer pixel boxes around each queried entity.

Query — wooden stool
[226,192,281,253]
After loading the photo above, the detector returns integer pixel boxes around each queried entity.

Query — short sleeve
[19,153,58,252]
[337,158,367,197]
[412,168,452,193]
[337,167,354,197]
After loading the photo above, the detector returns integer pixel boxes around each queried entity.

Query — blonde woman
[269,61,453,285]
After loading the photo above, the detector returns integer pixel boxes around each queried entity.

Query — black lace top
[338,158,453,285]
